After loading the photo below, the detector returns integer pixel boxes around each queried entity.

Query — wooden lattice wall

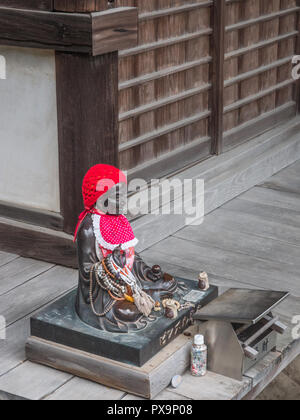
[223,0,299,150]
[117,0,213,178]
[116,0,300,178]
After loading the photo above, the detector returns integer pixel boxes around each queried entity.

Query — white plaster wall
[0,46,60,213]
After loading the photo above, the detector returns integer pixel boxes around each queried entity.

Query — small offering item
[154,301,162,312]
[191,334,207,377]
[198,272,209,291]
[163,299,181,319]
[171,375,183,389]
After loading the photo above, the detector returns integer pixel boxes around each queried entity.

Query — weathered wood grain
[0,201,63,231]
[0,257,54,296]
[0,265,77,326]
[0,252,18,268]
[223,197,300,231]
[0,317,31,377]
[54,0,108,12]
[165,369,251,401]
[256,370,300,400]
[45,376,125,400]
[0,0,53,10]
[0,268,83,378]
[239,186,300,213]
[0,361,72,400]
[174,222,300,269]
[118,0,213,173]
[0,217,77,268]
[146,236,300,297]
[222,0,299,150]
[92,8,138,56]
[132,117,300,254]
[26,327,195,399]
[0,7,92,53]
[0,6,138,56]
[56,51,119,234]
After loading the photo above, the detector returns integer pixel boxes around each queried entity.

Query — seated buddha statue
[74,164,179,333]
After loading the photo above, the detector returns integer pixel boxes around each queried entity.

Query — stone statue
[74,164,179,333]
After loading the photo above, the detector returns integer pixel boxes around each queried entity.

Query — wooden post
[211,0,225,155]
[55,1,119,234]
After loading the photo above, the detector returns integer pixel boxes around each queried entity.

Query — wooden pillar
[211,0,225,155]
[55,1,119,234]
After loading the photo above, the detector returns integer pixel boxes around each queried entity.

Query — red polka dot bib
[92,213,138,252]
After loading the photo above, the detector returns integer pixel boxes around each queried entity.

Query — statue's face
[96,182,127,215]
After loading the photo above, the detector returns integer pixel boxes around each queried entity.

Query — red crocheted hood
[82,164,127,210]
[74,164,129,243]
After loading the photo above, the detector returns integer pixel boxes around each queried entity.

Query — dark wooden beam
[0,7,91,53]
[0,201,63,231]
[211,0,225,155]
[0,0,53,10]
[0,6,138,56]
[0,217,77,268]
[53,0,109,12]
[92,8,139,56]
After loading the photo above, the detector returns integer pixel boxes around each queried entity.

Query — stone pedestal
[26,279,218,398]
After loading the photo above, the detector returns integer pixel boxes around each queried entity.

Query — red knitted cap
[82,164,127,209]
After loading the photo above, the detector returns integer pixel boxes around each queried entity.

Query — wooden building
[0,0,300,267]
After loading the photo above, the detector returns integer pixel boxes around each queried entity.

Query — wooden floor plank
[141,250,262,293]
[45,376,125,401]
[0,391,28,400]
[259,162,300,195]
[239,186,300,213]
[256,371,300,400]
[145,237,300,297]
[0,271,82,378]
[284,356,300,387]
[207,207,300,246]
[0,265,77,327]
[223,198,300,230]
[0,252,18,268]
[174,223,300,270]
[0,258,54,296]
[0,317,29,377]
[122,389,191,401]
[0,361,72,400]
[163,370,251,401]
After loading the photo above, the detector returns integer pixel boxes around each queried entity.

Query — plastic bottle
[191,334,207,377]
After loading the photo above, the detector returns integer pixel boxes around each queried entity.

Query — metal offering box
[194,289,289,381]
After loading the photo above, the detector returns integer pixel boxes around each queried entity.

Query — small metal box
[194,289,289,381]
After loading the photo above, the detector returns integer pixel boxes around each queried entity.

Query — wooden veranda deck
[0,161,300,400]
